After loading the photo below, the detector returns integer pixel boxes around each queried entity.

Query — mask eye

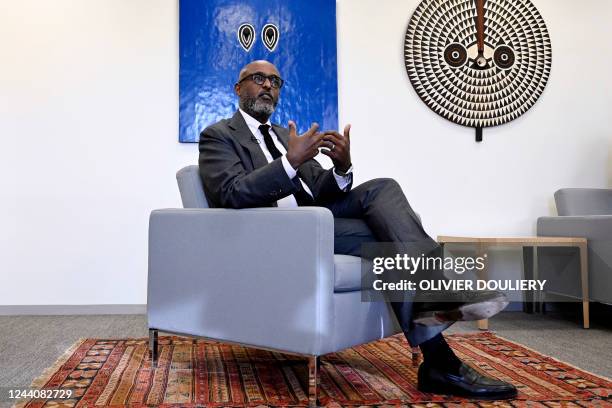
[494,45,515,69]
[444,43,468,68]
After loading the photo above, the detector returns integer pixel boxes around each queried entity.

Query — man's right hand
[286,121,323,169]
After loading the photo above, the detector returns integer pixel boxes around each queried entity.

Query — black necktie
[258,124,314,206]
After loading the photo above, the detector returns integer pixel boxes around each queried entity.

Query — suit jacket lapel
[229,115,314,192]
[228,111,269,170]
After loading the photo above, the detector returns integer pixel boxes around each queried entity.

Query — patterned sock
[419,334,462,375]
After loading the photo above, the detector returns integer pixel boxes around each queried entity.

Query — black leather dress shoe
[413,290,508,326]
[418,361,518,400]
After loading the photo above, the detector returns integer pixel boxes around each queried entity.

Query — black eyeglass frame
[237,73,284,89]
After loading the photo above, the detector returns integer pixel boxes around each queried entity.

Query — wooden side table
[437,236,589,329]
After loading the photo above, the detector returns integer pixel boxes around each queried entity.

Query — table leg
[533,245,541,313]
[522,246,534,313]
[579,243,590,329]
[476,243,489,330]
[477,319,489,330]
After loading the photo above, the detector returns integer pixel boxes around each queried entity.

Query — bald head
[237,60,281,83]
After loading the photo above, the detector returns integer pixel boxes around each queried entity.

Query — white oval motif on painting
[238,23,255,52]
[262,23,279,52]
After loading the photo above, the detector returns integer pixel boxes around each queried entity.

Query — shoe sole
[414,296,509,326]
[417,382,518,400]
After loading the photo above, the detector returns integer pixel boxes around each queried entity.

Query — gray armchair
[537,188,612,305]
[147,165,401,406]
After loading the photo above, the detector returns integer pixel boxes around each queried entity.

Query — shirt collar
[239,109,271,137]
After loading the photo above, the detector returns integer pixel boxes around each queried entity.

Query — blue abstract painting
[179,0,338,143]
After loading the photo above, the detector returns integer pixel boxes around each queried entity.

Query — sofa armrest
[147,207,335,355]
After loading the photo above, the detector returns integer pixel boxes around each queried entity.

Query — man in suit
[199,60,517,400]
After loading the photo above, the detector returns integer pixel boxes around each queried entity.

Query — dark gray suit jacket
[199,111,351,208]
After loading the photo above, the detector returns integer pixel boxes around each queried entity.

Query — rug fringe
[11,338,87,408]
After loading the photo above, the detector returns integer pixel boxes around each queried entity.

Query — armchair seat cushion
[334,255,364,292]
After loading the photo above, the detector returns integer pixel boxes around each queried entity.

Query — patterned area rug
[14,332,612,407]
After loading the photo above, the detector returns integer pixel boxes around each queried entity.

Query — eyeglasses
[238,73,284,89]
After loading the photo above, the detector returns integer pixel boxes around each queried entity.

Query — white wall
[1,0,610,306]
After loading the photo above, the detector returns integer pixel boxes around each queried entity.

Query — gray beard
[239,95,276,118]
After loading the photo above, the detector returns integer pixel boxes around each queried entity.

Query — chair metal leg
[149,329,158,368]
[308,356,319,407]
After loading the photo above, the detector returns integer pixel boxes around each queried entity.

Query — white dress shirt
[239,109,352,207]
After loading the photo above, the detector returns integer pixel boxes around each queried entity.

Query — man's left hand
[321,124,352,172]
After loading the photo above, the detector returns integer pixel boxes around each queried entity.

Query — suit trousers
[321,178,451,346]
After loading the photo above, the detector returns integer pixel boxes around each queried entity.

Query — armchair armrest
[537,216,612,303]
[538,215,612,240]
[147,207,335,355]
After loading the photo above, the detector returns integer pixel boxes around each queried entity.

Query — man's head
[235,60,283,123]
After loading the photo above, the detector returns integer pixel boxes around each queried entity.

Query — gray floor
[0,311,610,404]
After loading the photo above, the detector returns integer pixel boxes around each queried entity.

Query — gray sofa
[147,165,402,406]
[537,188,612,305]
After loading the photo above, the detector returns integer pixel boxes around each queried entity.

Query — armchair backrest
[555,188,612,216]
[176,165,210,208]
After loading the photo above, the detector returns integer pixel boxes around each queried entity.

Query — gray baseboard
[0,304,147,315]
